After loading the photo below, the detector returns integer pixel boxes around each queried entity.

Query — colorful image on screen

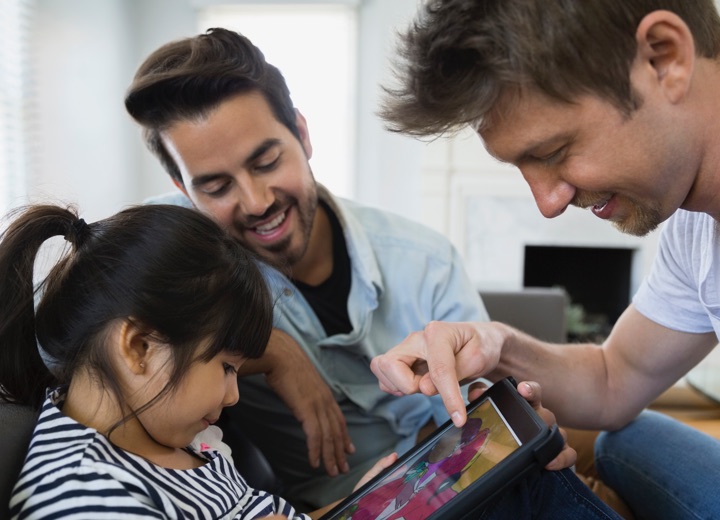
[332,398,522,520]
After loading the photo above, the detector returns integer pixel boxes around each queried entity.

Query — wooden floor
[649,382,720,439]
[567,383,720,520]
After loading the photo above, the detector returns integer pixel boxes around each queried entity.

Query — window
[0,0,33,215]
[198,3,357,198]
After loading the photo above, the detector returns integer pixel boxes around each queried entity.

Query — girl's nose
[223,379,240,407]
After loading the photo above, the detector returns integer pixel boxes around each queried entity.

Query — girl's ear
[116,319,151,375]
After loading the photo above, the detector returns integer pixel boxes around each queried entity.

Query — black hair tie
[66,217,90,246]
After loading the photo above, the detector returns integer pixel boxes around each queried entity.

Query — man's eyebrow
[246,138,282,164]
[189,138,282,188]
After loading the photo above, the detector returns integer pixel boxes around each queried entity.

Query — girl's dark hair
[0,204,272,411]
[125,27,300,186]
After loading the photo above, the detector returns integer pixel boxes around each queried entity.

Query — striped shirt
[10,389,311,519]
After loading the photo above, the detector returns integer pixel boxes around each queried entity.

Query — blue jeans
[596,410,720,520]
[479,468,622,519]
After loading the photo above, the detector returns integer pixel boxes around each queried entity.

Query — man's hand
[469,380,577,471]
[259,329,355,476]
[371,321,513,427]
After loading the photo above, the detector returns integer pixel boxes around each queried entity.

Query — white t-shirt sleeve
[633,210,715,334]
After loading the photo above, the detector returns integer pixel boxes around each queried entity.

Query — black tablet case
[320,377,565,520]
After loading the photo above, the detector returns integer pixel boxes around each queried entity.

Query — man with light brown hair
[374,1,720,518]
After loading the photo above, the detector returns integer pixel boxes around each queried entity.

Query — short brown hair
[125,28,299,185]
[381,0,720,136]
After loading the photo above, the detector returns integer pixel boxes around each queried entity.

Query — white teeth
[594,199,609,211]
[255,212,286,235]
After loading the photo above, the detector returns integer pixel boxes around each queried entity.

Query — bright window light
[0,0,32,215]
[198,4,357,198]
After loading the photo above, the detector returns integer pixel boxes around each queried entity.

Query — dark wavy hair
[125,28,299,185]
[381,0,720,135]
[0,204,273,412]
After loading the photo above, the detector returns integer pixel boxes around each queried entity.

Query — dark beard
[240,186,318,272]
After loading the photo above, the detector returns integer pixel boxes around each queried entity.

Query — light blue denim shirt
[146,186,489,506]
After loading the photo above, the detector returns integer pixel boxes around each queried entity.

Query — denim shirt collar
[262,184,384,347]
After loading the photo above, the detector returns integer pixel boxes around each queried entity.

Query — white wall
[354,0,427,222]
[29,0,197,222]
[31,0,137,222]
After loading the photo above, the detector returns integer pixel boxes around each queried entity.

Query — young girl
[0,204,392,519]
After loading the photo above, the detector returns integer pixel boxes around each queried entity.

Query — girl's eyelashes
[222,363,238,375]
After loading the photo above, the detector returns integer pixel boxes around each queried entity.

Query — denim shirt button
[283,288,293,297]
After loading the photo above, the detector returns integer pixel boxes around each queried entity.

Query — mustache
[571,191,612,209]
[241,198,292,228]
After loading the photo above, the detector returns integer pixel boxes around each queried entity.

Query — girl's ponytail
[0,205,84,408]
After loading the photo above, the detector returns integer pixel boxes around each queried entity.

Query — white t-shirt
[633,209,720,337]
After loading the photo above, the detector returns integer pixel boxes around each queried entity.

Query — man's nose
[235,177,273,216]
[523,171,575,219]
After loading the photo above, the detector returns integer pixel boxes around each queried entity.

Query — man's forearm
[491,327,617,428]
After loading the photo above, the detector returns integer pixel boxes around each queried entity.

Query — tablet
[320,377,564,520]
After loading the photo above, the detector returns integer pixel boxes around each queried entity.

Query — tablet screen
[333,397,522,519]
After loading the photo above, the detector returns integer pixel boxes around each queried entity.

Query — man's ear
[634,10,695,104]
[294,108,313,160]
[116,319,152,375]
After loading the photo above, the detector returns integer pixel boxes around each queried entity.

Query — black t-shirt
[291,201,352,336]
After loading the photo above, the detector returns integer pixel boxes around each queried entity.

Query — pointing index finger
[421,355,466,427]
[421,323,469,427]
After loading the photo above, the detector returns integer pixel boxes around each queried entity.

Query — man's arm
[495,305,718,429]
[239,328,355,476]
[371,304,717,430]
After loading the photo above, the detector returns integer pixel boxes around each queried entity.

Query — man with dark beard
[124,28,489,510]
